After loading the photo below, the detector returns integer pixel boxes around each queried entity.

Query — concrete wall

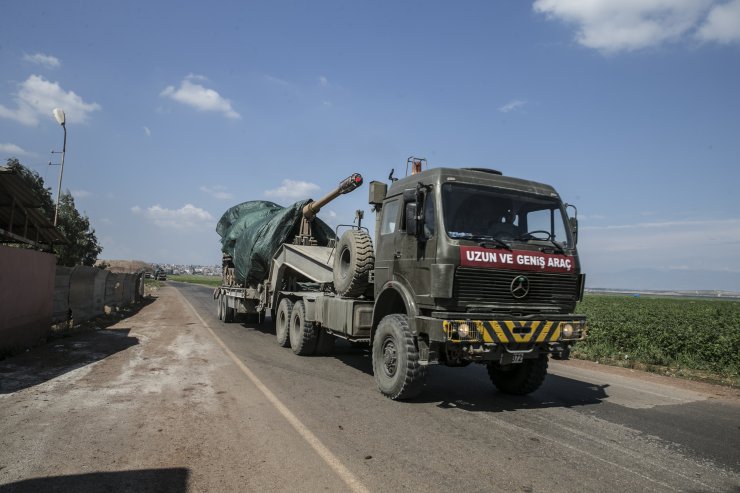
[53,268,144,325]
[0,245,56,352]
[2,251,144,353]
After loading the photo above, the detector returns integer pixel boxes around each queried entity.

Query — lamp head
[53,108,66,126]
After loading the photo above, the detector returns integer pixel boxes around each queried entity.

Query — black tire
[223,297,235,323]
[487,355,548,395]
[372,314,426,400]
[275,298,293,348]
[290,300,318,355]
[333,229,374,298]
[217,295,224,321]
[315,329,335,356]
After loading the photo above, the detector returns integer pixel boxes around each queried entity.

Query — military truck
[214,159,586,400]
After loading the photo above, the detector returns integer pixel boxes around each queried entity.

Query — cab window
[380,199,400,235]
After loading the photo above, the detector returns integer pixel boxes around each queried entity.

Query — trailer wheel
[333,229,374,298]
[275,298,293,347]
[315,330,335,356]
[223,297,235,323]
[372,314,426,400]
[217,295,224,321]
[487,355,548,395]
[290,300,318,355]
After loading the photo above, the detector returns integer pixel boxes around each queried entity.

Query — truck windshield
[442,183,572,249]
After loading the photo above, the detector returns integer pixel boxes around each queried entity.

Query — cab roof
[386,167,561,199]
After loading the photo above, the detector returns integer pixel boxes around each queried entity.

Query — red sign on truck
[460,246,574,273]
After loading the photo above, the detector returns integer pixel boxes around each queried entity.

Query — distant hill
[97,259,153,273]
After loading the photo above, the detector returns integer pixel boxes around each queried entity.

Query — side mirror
[568,217,578,245]
[565,203,578,245]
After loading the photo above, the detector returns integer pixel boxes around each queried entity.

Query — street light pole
[52,108,66,227]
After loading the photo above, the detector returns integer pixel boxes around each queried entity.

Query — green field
[574,294,740,385]
[168,274,222,287]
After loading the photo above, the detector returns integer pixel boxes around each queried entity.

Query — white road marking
[180,291,370,493]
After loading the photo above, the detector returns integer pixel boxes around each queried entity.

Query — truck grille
[453,267,579,306]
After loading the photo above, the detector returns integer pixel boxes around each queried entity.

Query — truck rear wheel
[223,297,235,323]
[372,314,426,400]
[333,229,374,298]
[275,298,293,347]
[290,300,318,355]
[487,355,548,395]
[217,295,224,321]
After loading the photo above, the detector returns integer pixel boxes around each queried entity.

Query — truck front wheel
[487,355,548,395]
[275,298,293,347]
[372,314,426,400]
[290,300,318,355]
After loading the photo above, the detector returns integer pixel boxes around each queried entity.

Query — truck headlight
[562,323,575,339]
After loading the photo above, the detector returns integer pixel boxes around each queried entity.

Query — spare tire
[333,229,374,298]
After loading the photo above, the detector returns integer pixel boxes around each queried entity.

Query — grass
[573,294,740,387]
[168,274,222,287]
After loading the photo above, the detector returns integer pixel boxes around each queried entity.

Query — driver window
[381,199,400,235]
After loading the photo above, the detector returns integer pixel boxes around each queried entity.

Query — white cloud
[23,52,61,69]
[499,99,527,113]
[199,185,234,200]
[696,0,740,43]
[131,203,214,230]
[319,76,329,87]
[265,179,321,200]
[160,75,240,119]
[0,143,33,156]
[71,190,92,198]
[533,0,715,52]
[0,75,101,126]
[580,218,740,270]
[143,126,151,137]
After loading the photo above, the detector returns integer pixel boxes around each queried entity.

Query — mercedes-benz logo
[510,275,530,299]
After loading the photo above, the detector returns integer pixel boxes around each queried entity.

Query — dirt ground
[0,286,347,493]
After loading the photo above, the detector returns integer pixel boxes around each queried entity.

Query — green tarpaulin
[216,200,335,285]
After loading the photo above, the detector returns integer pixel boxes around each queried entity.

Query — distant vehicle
[144,272,153,279]
[155,270,167,281]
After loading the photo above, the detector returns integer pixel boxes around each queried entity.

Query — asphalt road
[176,282,740,492]
[1,282,738,493]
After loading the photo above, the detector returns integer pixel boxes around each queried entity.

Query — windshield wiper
[448,232,512,250]
[511,232,566,254]
[480,238,512,250]
[541,239,566,255]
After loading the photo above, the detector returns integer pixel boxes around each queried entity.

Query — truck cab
[368,166,586,398]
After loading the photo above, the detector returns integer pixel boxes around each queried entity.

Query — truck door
[373,197,402,295]
[396,187,436,306]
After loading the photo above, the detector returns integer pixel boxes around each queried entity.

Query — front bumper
[416,315,587,344]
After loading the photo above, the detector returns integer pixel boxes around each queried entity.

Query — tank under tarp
[216,200,335,286]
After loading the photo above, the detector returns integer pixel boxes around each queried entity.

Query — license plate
[500,353,524,364]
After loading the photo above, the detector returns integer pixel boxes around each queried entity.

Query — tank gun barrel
[302,173,363,220]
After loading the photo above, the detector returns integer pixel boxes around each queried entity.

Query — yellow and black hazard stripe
[443,320,572,344]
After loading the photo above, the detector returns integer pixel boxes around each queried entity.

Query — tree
[4,158,54,216]
[3,158,103,266]
[55,191,103,266]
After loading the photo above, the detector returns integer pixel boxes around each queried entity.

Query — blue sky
[2,1,739,290]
